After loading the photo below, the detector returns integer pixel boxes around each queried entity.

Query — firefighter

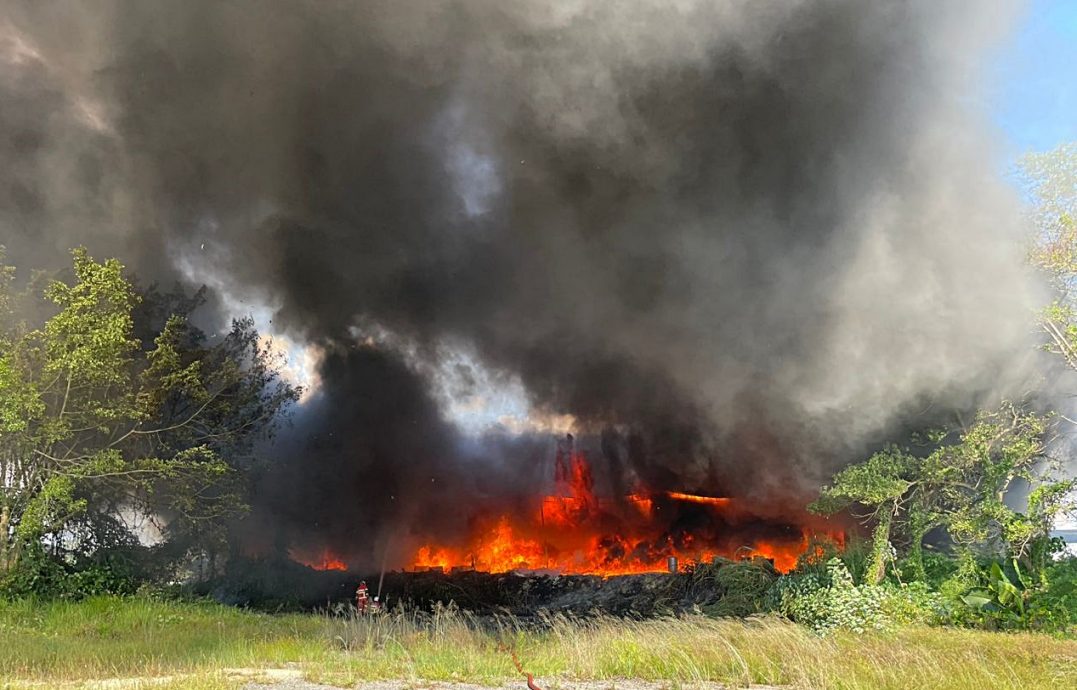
[356,580,369,614]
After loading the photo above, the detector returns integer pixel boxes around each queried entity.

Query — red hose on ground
[497,643,543,690]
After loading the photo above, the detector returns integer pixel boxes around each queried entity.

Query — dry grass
[314,605,1077,689]
[1,596,1075,689]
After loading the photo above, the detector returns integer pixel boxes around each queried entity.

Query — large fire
[407,438,840,576]
[286,437,843,576]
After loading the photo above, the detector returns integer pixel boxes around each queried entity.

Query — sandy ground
[9,668,781,689]
[241,672,785,690]
[243,681,775,690]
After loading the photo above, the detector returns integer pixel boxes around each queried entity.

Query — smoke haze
[0,1,1049,565]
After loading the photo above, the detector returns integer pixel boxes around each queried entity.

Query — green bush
[953,556,1077,633]
[881,581,945,626]
[0,544,141,600]
[701,559,779,616]
[837,537,875,584]
[1033,555,1077,631]
[917,550,959,588]
[793,534,873,582]
[770,558,943,634]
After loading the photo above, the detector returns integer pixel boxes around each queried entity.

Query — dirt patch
[8,669,783,689]
[243,681,782,690]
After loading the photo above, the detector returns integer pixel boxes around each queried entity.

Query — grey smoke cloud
[0,1,1050,563]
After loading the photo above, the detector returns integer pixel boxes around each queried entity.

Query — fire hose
[497,642,543,690]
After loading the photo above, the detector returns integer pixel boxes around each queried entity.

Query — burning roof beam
[665,492,732,507]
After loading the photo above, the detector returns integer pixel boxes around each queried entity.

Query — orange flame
[289,548,347,571]
[666,491,732,507]
[407,447,831,576]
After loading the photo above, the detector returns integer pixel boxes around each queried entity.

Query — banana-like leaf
[963,591,992,609]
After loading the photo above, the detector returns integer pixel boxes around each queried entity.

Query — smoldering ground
[0,1,1054,567]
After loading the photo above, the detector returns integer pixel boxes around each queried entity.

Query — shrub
[1033,555,1077,632]
[0,544,141,599]
[954,556,1077,632]
[916,550,959,588]
[881,581,945,626]
[837,536,875,584]
[770,557,943,634]
[701,559,778,616]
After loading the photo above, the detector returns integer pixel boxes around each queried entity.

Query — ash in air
[0,1,1049,569]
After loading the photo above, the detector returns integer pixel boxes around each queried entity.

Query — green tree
[1024,142,1077,367]
[809,446,914,584]
[811,405,1075,585]
[0,248,299,576]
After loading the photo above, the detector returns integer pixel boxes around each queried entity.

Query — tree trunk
[905,509,931,582]
[905,532,925,582]
[0,499,9,568]
[866,504,895,585]
[3,500,27,574]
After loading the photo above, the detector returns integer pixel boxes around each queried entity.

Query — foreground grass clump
[2,596,1076,690]
[0,595,334,681]
[318,605,1077,689]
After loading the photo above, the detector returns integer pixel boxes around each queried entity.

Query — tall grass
[0,596,332,681]
[2,596,1075,689]
[315,605,1077,690]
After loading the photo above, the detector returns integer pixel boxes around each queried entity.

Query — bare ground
[8,668,782,690]
[243,679,780,690]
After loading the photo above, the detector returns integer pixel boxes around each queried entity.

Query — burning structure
[0,1,1050,585]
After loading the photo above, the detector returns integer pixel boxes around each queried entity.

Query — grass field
[1,596,1075,690]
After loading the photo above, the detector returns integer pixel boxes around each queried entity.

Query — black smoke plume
[0,1,1049,567]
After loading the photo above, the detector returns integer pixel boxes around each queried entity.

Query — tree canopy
[0,248,299,577]
[811,405,1075,585]
[1026,143,1077,369]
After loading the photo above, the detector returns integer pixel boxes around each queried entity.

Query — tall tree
[1024,142,1077,368]
[0,248,299,573]
[811,404,1075,584]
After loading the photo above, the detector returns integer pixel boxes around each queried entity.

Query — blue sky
[989,0,1076,156]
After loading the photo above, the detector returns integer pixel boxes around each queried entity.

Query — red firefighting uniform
[356,582,369,613]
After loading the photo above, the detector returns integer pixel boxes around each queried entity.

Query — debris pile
[200,557,780,617]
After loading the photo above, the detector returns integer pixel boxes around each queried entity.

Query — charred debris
[196,555,780,618]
